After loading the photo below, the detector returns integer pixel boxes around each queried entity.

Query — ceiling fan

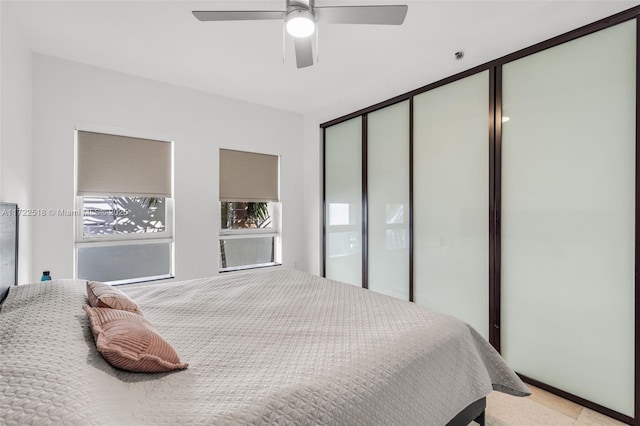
[193,1,408,69]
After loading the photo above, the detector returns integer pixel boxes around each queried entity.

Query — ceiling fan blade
[192,11,286,21]
[294,37,314,69]
[314,5,408,25]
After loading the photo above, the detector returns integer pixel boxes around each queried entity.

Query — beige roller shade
[77,131,172,197]
[220,149,279,202]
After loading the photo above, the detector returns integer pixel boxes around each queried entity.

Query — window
[219,201,279,271]
[81,196,167,237]
[219,149,280,271]
[75,130,173,284]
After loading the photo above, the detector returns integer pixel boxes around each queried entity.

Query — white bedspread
[1,268,528,425]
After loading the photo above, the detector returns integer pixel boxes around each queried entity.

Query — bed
[0,268,529,425]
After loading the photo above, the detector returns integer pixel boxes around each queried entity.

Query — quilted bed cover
[1,268,528,425]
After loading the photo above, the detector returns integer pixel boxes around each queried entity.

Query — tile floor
[481,386,627,426]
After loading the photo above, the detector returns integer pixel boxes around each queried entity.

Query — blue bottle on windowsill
[41,271,51,281]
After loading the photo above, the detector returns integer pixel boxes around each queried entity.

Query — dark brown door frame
[489,66,502,352]
[409,98,415,302]
[322,6,640,425]
[489,18,639,426]
[321,127,326,277]
[634,17,640,426]
[362,115,368,289]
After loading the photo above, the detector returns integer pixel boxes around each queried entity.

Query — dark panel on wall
[635,16,640,426]
[322,127,327,278]
[362,115,368,289]
[409,98,414,302]
[488,67,501,352]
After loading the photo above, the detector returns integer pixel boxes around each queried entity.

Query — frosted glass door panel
[325,117,362,286]
[501,21,635,416]
[413,71,489,339]
[367,101,410,300]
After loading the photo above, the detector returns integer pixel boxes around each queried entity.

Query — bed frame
[447,397,486,426]
[0,202,19,303]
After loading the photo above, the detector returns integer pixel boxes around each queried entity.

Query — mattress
[0,268,529,425]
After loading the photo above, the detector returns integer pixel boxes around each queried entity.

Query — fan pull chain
[315,22,319,63]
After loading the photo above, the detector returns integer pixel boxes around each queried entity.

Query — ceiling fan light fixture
[286,9,315,38]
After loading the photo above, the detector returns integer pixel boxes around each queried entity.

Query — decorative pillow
[86,281,143,315]
[83,305,188,373]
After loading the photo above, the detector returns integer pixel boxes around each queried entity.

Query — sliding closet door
[501,21,636,416]
[367,101,410,300]
[324,117,363,286]
[413,71,490,338]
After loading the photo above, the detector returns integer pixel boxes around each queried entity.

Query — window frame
[73,124,175,284]
[74,197,175,284]
[218,201,281,272]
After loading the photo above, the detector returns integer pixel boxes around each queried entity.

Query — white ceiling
[7,0,639,114]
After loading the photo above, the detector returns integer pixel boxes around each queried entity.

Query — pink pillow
[83,305,188,373]
[86,281,143,315]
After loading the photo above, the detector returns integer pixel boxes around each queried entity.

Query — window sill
[219,232,277,240]
[219,263,281,273]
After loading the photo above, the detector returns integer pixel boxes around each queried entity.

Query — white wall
[1,3,33,284]
[30,54,304,283]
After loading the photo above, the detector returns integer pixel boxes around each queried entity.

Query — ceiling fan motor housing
[286,6,316,38]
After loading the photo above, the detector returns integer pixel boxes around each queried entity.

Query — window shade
[219,149,279,202]
[77,131,172,197]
